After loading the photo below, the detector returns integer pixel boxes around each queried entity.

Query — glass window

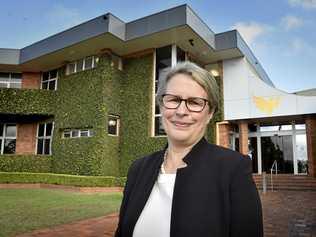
[37,123,53,155]
[63,130,71,138]
[50,69,57,79]
[0,72,22,88]
[80,130,89,137]
[48,81,56,90]
[4,139,16,154]
[0,124,3,136]
[77,59,84,72]
[85,57,93,70]
[108,115,119,136]
[5,125,16,137]
[295,124,306,130]
[177,47,185,63]
[68,63,76,74]
[71,130,79,137]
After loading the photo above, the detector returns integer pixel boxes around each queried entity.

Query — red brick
[22,72,41,89]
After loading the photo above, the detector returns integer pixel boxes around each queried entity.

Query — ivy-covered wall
[52,55,122,176]
[119,54,166,175]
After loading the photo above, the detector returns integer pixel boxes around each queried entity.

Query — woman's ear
[206,109,214,124]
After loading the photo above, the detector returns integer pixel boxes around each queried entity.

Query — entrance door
[261,135,294,173]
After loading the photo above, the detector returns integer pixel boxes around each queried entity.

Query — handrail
[270,160,278,191]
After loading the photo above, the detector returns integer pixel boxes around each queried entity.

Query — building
[0,5,315,177]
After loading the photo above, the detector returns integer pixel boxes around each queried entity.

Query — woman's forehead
[166,74,207,96]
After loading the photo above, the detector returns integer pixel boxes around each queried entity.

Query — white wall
[223,57,316,120]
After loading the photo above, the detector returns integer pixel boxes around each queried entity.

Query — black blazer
[115,138,263,237]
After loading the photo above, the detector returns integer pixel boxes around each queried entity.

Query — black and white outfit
[115,138,263,237]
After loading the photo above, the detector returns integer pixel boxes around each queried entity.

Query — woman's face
[161,73,213,147]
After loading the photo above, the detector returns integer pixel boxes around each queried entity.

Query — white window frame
[41,70,58,90]
[108,115,120,136]
[66,56,98,75]
[153,44,183,137]
[36,122,54,155]
[0,124,17,154]
[62,129,93,138]
[0,73,22,89]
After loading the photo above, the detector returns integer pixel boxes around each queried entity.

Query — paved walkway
[15,191,316,237]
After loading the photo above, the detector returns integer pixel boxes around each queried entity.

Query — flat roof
[0,4,272,86]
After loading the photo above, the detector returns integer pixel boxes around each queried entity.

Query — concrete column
[306,117,316,177]
[239,121,248,155]
[22,72,41,89]
[16,123,37,155]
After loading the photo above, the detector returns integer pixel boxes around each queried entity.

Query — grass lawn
[0,188,123,237]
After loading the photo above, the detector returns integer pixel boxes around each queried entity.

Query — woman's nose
[176,100,189,115]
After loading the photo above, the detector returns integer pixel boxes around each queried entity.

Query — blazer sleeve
[114,159,140,237]
[230,156,263,237]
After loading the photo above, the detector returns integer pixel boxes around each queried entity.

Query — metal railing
[270,160,278,191]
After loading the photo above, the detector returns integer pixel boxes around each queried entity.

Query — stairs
[253,174,316,191]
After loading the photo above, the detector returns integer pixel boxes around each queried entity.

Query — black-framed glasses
[160,94,209,112]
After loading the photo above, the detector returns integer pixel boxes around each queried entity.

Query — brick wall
[22,72,41,89]
[306,116,316,177]
[238,122,248,155]
[217,122,231,148]
[16,123,37,155]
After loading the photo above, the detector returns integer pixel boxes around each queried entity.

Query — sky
[1,0,315,93]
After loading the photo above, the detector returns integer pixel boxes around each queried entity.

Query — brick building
[0,5,315,177]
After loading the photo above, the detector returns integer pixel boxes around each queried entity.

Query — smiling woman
[115,62,263,237]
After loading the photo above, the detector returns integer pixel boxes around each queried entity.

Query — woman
[115,62,263,237]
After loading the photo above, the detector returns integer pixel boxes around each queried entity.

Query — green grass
[0,189,123,237]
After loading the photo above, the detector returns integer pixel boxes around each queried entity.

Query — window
[153,45,186,136]
[0,124,17,154]
[108,115,120,136]
[0,72,22,89]
[62,128,93,138]
[42,69,58,90]
[36,122,53,155]
[66,56,99,75]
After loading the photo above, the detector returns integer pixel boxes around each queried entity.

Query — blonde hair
[156,61,219,113]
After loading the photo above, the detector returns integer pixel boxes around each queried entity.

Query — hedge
[0,172,126,187]
[0,155,52,173]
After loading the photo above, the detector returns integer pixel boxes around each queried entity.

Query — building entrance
[231,123,308,175]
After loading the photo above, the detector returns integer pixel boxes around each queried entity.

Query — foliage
[0,172,126,187]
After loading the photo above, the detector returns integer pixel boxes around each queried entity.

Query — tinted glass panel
[11,73,22,79]
[68,63,76,74]
[80,130,89,137]
[42,72,49,81]
[10,83,21,89]
[42,81,48,90]
[71,130,79,137]
[44,139,50,154]
[45,123,53,136]
[37,139,43,154]
[177,47,185,63]
[0,72,10,79]
[48,80,56,90]
[77,59,84,72]
[0,82,8,88]
[0,124,3,136]
[4,139,16,154]
[38,124,45,137]
[85,57,93,69]
[6,125,16,137]
[50,70,57,79]
[154,116,166,135]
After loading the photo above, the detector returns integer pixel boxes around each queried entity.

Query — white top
[132,167,176,237]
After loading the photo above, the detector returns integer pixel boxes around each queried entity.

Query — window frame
[62,128,93,138]
[108,115,120,136]
[0,123,17,154]
[36,122,54,155]
[41,69,58,90]
[0,72,22,89]
[66,56,98,75]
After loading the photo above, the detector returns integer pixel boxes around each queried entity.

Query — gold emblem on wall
[252,96,280,115]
